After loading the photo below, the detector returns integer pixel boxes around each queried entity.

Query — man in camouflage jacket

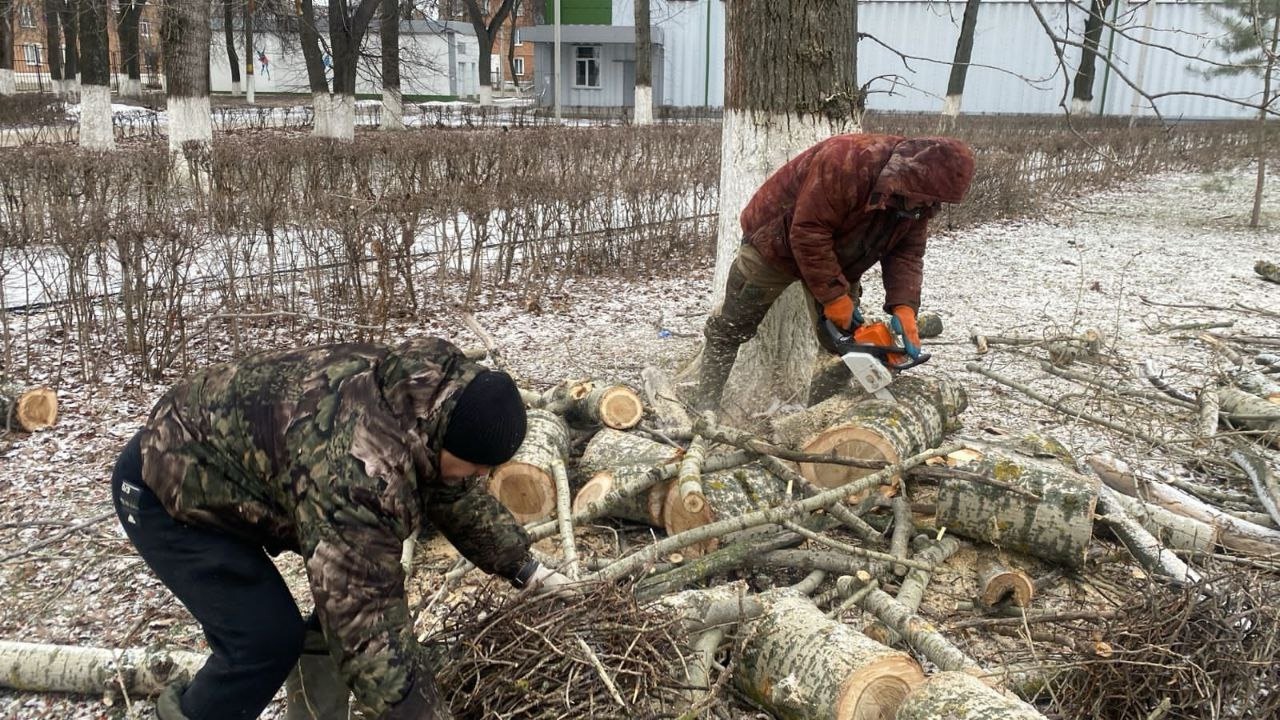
[110,337,568,720]
[695,133,976,409]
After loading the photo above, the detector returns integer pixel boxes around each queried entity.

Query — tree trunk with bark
[327,0,381,141]
[462,0,515,106]
[0,1,14,95]
[1071,0,1112,115]
[161,0,212,154]
[896,671,1046,720]
[44,1,65,92]
[1257,260,1280,284]
[735,593,923,720]
[488,409,570,522]
[935,441,1099,568]
[59,2,79,96]
[116,1,145,98]
[1249,12,1279,228]
[712,0,861,419]
[77,0,114,150]
[0,387,58,432]
[223,0,240,95]
[379,0,403,130]
[976,556,1034,608]
[941,0,982,122]
[298,1,331,136]
[1218,387,1280,447]
[633,0,652,124]
[0,640,204,697]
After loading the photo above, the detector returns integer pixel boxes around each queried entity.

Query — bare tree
[58,0,78,94]
[941,0,981,123]
[1206,0,1280,228]
[1071,0,1113,115]
[0,2,14,96]
[380,0,402,129]
[505,0,520,92]
[709,0,860,416]
[327,0,381,140]
[633,0,651,124]
[223,0,241,95]
[297,0,332,136]
[43,0,65,94]
[460,0,515,106]
[161,0,212,154]
[76,0,113,149]
[116,1,146,98]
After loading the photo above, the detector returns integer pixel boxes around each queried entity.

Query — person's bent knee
[234,611,307,679]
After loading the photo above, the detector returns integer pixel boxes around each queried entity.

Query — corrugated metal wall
[614,0,1267,119]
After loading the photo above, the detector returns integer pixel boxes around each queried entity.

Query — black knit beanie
[442,370,528,466]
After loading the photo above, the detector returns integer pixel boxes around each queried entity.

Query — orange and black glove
[822,296,858,332]
[889,306,922,359]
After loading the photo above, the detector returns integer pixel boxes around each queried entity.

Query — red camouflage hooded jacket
[739,133,975,310]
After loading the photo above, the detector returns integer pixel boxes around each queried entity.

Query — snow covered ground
[1,164,1277,718]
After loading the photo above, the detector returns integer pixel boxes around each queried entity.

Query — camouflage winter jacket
[139,337,531,717]
[740,133,976,310]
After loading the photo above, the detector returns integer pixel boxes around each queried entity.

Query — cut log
[771,376,966,493]
[917,312,943,339]
[1094,485,1201,584]
[677,434,709,514]
[0,640,204,696]
[1087,455,1280,557]
[663,463,794,557]
[1218,387,1280,446]
[577,427,683,478]
[895,671,1047,720]
[976,556,1034,608]
[573,466,670,527]
[935,441,1098,568]
[488,409,570,523]
[0,387,58,432]
[1100,489,1217,553]
[862,536,960,647]
[640,365,693,430]
[1230,369,1280,400]
[1256,259,1280,284]
[735,593,923,720]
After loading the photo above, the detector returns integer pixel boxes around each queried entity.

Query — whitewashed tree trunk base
[0,70,16,96]
[1070,96,1093,116]
[380,87,404,131]
[230,80,242,96]
[479,84,493,106]
[634,85,653,125]
[166,95,213,154]
[941,94,961,118]
[78,84,116,150]
[119,77,142,99]
[328,93,356,142]
[312,92,332,137]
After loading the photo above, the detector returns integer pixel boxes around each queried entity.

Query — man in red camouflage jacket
[695,133,976,409]
[111,337,570,720]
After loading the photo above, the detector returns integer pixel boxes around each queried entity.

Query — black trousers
[112,430,312,720]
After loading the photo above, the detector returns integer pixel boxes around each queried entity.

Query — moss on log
[895,671,1046,720]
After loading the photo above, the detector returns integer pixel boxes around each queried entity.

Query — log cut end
[662,482,719,558]
[978,561,1035,608]
[596,386,644,430]
[836,655,924,720]
[798,427,901,496]
[488,462,556,523]
[6,387,59,432]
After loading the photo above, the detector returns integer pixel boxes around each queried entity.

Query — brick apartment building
[8,1,164,90]
[439,0,538,88]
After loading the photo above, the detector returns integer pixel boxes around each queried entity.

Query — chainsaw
[821,317,930,402]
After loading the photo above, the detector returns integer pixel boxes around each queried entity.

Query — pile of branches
[429,582,693,719]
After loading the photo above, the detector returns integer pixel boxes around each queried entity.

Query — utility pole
[246,0,256,103]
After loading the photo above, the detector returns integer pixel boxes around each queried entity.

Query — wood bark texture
[1256,260,1280,284]
[0,640,204,696]
[735,593,923,720]
[577,427,681,478]
[1231,447,1280,528]
[977,556,1035,608]
[1095,485,1201,584]
[895,671,1047,720]
[488,409,569,522]
[1218,387,1280,446]
[1,387,58,432]
[664,463,794,556]
[862,537,960,647]
[640,366,692,430]
[936,442,1098,568]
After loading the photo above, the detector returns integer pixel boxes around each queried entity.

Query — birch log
[1256,259,1280,284]
[546,379,644,430]
[0,640,204,696]
[663,463,794,556]
[488,409,570,522]
[1219,388,1280,446]
[641,366,693,430]
[1087,455,1280,557]
[0,387,58,432]
[895,671,1047,720]
[572,429,684,527]
[771,376,966,492]
[735,593,923,720]
[936,443,1098,568]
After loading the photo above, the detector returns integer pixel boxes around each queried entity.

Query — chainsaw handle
[888,352,932,371]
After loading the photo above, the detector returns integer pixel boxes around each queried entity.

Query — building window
[573,46,600,88]
[457,41,468,55]
[513,56,525,77]
[23,44,43,67]
[19,3,38,28]
[139,21,151,38]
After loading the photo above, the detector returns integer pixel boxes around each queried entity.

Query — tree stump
[735,593,923,720]
[0,387,58,432]
[488,409,570,523]
[935,441,1098,568]
[895,671,1046,720]
[771,376,966,493]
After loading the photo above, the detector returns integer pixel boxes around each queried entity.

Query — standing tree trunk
[59,1,79,96]
[633,0,652,124]
[461,0,515,106]
[223,0,240,95]
[299,0,331,135]
[326,0,381,141]
[116,1,145,98]
[379,0,402,130]
[43,0,64,94]
[0,1,14,96]
[506,0,521,94]
[76,0,113,149]
[941,0,981,122]
[1251,12,1279,228]
[713,0,861,418]
[243,0,254,103]
[1071,0,1111,115]
[161,0,212,155]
